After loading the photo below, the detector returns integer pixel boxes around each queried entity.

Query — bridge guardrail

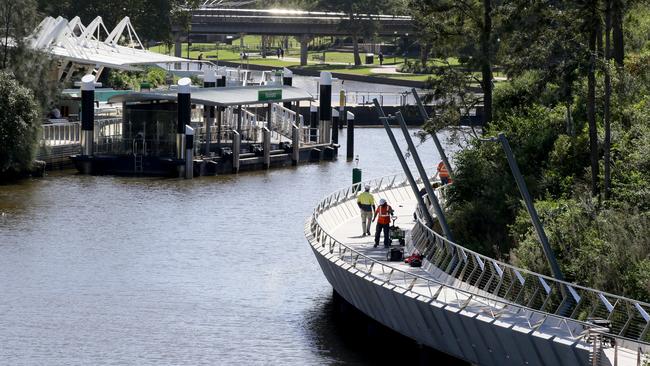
[306,172,650,350]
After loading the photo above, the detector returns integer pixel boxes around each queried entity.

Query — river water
[0,128,461,365]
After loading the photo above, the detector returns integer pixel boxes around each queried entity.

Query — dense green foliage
[440,44,650,299]
[0,72,41,177]
[106,68,169,90]
[36,0,194,44]
[1,0,58,109]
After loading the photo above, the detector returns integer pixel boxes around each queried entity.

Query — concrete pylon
[299,35,312,66]
[177,77,191,160]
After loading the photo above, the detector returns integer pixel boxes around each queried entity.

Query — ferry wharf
[67,73,340,177]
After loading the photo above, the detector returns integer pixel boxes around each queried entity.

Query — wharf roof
[30,15,195,70]
[107,85,314,106]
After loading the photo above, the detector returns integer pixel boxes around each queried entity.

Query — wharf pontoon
[68,83,338,176]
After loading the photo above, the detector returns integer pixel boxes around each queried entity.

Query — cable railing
[306,172,650,354]
[412,197,650,347]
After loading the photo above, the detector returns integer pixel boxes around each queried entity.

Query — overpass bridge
[178,7,414,65]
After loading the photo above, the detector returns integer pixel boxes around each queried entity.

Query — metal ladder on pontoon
[133,138,146,174]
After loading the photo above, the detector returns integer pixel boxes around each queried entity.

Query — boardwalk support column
[319,72,332,144]
[292,124,300,166]
[498,132,564,281]
[232,131,241,173]
[80,75,95,157]
[394,110,454,240]
[216,71,226,152]
[177,78,191,161]
[332,108,339,144]
[263,127,271,169]
[310,105,318,142]
[346,111,354,160]
[203,69,217,155]
[373,102,435,228]
[185,125,194,179]
[412,88,453,179]
[80,74,95,174]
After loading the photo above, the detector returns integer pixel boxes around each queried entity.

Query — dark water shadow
[305,290,470,366]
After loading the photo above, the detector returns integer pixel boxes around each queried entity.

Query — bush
[398,60,436,74]
[0,72,41,178]
[106,67,170,90]
[445,103,567,258]
[510,196,650,301]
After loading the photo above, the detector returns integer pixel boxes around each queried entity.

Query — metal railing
[41,121,81,146]
[306,173,650,351]
[412,195,650,346]
[314,91,417,107]
[586,327,650,366]
[270,103,298,141]
[223,107,260,143]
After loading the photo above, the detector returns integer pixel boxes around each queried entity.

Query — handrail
[307,172,650,347]
[41,121,81,146]
[413,193,650,345]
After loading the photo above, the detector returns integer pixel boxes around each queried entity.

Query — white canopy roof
[30,15,190,71]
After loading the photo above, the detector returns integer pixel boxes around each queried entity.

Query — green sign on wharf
[258,89,283,102]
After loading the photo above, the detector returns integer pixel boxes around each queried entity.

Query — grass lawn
[149,43,480,83]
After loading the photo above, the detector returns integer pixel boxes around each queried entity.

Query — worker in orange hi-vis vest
[373,198,394,248]
[437,161,452,185]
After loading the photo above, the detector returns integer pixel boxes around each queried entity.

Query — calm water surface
[0,128,459,365]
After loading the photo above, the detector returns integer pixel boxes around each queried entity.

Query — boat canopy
[107,85,315,106]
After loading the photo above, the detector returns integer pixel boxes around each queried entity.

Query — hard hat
[364,185,371,191]
[379,198,387,205]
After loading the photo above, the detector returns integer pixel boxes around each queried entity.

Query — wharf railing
[270,103,298,142]
[306,173,650,353]
[41,121,81,146]
[314,91,416,107]
[222,107,260,143]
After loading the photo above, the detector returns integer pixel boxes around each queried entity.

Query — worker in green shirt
[357,185,376,236]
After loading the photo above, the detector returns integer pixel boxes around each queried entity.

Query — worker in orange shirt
[373,198,394,248]
[437,161,452,185]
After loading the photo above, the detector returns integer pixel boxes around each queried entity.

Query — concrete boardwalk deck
[325,198,586,344]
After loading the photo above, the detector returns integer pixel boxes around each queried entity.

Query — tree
[1,0,58,109]
[36,0,196,44]
[0,72,41,178]
[312,0,393,66]
[410,0,498,126]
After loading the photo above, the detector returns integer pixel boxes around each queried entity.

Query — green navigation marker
[258,89,282,102]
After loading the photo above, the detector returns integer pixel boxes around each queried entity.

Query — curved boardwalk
[305,174,650,366]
